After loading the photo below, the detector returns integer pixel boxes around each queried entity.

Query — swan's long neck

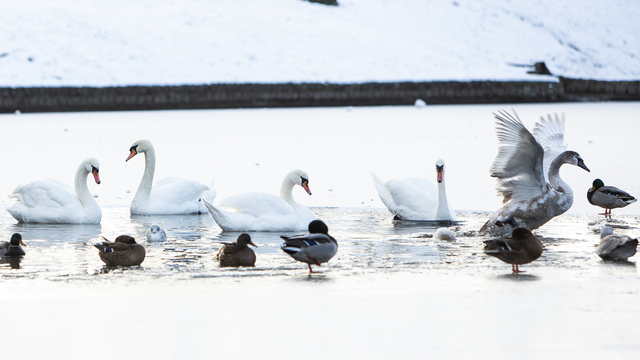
[435,180,452,219]
[133,148,156,204]
[280,177,297,206]
[548,153,571,195]
[74,164,98,210]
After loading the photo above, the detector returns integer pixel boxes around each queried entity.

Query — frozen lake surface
[1,102,640,359]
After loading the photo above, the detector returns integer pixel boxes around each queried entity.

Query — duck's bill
[126,149,137,162]
[248,241,258,248]
[302,181,312,195]
[19,240,26,246]
[92,169,101,184]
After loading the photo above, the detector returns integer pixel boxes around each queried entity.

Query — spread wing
[490,110,546,203]
[532,113,566,182]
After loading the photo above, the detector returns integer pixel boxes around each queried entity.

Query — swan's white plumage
[203,169,315,232]
[127,140,209,215]
[7,158,102,224]
[371,159,456,221]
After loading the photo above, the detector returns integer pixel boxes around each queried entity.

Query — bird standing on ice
[479,111,590,235]
[281,220,338,273]
[587,179,636,219]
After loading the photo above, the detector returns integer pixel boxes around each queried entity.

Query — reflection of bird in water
[483,228,543,273]
[587,179,636,219]
[217,233,257,267]
[281,220,338,273]
[480,111,590,235]
[94,235,146,266]
[596,226,638,261]
[0,233,26,256]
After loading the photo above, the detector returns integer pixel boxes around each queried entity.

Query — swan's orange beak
[126,148,137,162]
[302,180,312,195]
[436,168,443,183]
[92,168,101,184]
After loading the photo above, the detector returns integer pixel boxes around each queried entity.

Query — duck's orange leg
[512,263,526,273]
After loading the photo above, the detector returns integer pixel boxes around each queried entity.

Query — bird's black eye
[129,145,138,152]
[92,166,99,173]
[301,176,308,184]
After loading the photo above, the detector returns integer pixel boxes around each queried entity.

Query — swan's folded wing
[151,178,209,204]
[490,110,546,202]
[219,192,297,217]
[532,113,566,182]
[11,180,79,208]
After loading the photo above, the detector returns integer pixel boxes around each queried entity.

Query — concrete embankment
[0,77,638,113]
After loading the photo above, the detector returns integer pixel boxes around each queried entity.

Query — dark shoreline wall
[0,77,638,113]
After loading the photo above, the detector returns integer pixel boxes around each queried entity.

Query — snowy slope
[1,0,639,87]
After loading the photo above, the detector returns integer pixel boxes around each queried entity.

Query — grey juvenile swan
[479,111,590,235]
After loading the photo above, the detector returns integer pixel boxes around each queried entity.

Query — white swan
[371,159,456,221]
[7,158,102,224]
[126,140,209,215]
[479,111,590,235]
[202,169,316,232]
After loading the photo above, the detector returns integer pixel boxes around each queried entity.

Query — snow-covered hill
[1,0,639,87]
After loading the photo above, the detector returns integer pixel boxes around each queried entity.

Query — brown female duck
[94,235,146,266]
[483,228,543,273]
[217,233,257,267]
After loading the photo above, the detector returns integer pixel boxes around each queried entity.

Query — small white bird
[434,228,456,241]
[146,224,167,242]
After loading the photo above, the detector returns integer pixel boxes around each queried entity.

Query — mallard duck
[217,233,257,267]
[480,111,590,235]
[281,220,338,273]
[587,179,636,218]
[94,235,146,266]
[596,226,638,261]
[146,224,167,242]
[483,228,543,273]
[0,233,26,256]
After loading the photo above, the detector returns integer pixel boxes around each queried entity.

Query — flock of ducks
[1,110,638,273]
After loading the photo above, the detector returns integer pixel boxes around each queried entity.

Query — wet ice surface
[2,207,639,281]
[3,208,640,359]
[2,103,640,358]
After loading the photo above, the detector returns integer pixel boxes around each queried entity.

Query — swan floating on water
[479,111,590,235]
[203,169,316,232]
[372,158,456,221]
[126,140,209,215]
[7,158,102,224]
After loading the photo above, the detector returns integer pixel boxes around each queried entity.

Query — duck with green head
[0,233,26,256]
[587,179,636,219]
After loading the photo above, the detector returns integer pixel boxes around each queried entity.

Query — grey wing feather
[532,113,566,182]
[490,110,546,202]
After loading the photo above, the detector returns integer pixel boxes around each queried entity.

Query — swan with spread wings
[479,110,590,235]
